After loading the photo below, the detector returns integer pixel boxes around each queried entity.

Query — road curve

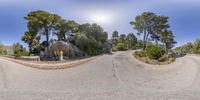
[0,51,200,100]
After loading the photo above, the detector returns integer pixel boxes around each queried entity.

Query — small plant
[146,44,164,60]
[134,51,146,57]
[158,55,169,62]
[169,57,176,62]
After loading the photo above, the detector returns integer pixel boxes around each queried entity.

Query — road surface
[0,51,200,100]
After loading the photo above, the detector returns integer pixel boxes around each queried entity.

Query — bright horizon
[0,0,200,47]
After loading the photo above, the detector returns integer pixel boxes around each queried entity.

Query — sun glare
[89,13,113,25]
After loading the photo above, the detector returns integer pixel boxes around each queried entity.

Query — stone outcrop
[43,41,86,60]
[102,41,112,54]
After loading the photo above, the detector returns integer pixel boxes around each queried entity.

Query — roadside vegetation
[0,42,7,55]
[15,10,109,58]
[111,31,138,51]
[131,12,177,64]
[8,10,200,64]
[14,10,141,58]
[13,42,29,58]
[174,38,200,56]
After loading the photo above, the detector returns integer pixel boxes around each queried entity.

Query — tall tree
[160,30,176,53]
[24,10,61,45]
[111,31,119,45]
[72,23,108,55]
[150,16,169,43]
[135,40,143,49]
[130,12,170,50]
[78,23,108,44]
[54,19,79,41]
[21,31,40,54]
[130,12,156,50]
[118,34,126,44]
[126,33,137,49]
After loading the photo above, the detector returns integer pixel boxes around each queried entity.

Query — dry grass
[133,53,175,65]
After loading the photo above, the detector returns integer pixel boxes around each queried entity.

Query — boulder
[43,41,86,60]
[102,41,112,54]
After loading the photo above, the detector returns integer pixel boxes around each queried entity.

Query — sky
[0,0,200,47]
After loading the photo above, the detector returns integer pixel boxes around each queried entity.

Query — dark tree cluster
[111,31,138,51]
[22,10,109,56]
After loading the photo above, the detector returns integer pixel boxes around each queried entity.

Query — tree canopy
[160,30,176,53]
[54,20,79,41]
[130,12,175,50]
[24,10,61,44]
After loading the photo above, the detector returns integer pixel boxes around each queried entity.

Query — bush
[158,55,169,62]
[193,38,200,54]
[74,33,102,56]
[0,43,7,55]
[0,49,7,55]
[85,40,102,56]
[134,51,146,57]
[112,47,118,52]
[116,43,127,51]
[169,57,176,62]
[14,51,22,58]
[146,44,164,60]
[13,42,29,58]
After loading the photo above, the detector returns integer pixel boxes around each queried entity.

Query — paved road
[0,51,200,100]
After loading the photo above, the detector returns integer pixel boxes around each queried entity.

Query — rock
[43,41,86,60]
[102,41,112,54]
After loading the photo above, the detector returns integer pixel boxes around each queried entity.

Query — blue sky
[0,0,200,47]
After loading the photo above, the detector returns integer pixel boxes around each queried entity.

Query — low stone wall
[0,55,39,61]
[1,56,97,70]
[18,56,40,61]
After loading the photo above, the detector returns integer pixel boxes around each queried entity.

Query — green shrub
[169,57,176,62]
[0,49,7,55]
[13,42,29,58]
[193,38,200,54]
[14,51,22,58]
[112,47,118,52]
[146,44,164,60]
[116,43,127,51]
[134,51,146,57]
[158,55,169,62]
[0,43,7,55]
[86,41,101,56]
[74,33,102,56]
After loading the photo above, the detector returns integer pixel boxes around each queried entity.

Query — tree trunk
[45,26,49,43]
[145,33,149,45]
[143,29,147,51]
[28,45,32,55]
[165,44,168,54]
[64,35,67,42]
